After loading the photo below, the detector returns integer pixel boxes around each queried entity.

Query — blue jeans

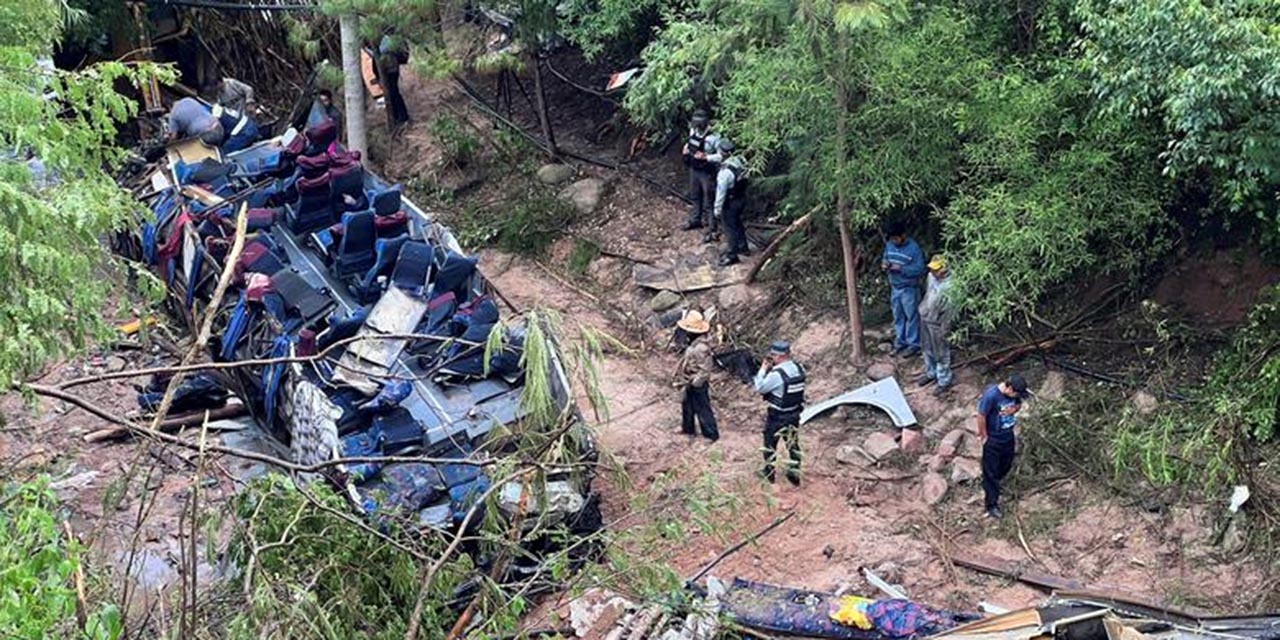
[890,286,920,351]
[921,320,952,387]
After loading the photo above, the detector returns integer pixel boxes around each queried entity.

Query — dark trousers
[681,385,719,440]
[982,439,1016,510]
[687,168,715,228]
[722,196,748,258]
[383,72,410,128]
[762,409,801,478]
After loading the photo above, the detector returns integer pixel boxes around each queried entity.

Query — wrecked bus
[114,114,600,573]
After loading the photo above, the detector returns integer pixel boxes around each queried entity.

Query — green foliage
[559,0,678,60]
[1079,0,1280,211]
[454,191,576,255]
[219,475,464,640]
[566,238,599,276]
[429,114,480,169]
[0,0,171,388]
[0,479,123,639]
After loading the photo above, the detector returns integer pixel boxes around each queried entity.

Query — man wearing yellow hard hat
[917,255,954,395]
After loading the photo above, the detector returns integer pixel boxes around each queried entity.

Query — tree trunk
[838,215,865,361]
[339,14,367,157]
[529,52,558,157]
[835,79,865,362]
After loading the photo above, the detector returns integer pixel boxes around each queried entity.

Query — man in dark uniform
[754,340,806,485]
[377,32,411,131]
[681,109,720,236]
[712,138,749,266]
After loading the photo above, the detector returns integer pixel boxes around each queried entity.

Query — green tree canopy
[0,0,168,386]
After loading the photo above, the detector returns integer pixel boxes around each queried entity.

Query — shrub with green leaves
[0,480,122,639]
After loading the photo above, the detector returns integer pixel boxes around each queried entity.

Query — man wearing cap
[712,138,750,265]
[681,109,721,234]
[917,255,954,395]
[880,220,926,357]
[675,311,719,441]
[975,373,1030,519]
[754,340,806,485]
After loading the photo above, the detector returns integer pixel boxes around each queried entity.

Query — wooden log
[84,403,248,444]
[950,549,1085,592]
[745,210,816,284]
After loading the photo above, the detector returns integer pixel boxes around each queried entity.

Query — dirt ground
[366,56,1279,619]
[2,43,1277,639]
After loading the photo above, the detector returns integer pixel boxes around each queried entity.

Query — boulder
[649,290,682,312]
[920,472,949,506]
[899,428,925,454]
[866,362,897,381]
[836,444,867,465]
[950,457,981,483]
[862,432,899,462]
[106,355,128,373]
[1131,390,1159,415]
[937,429,966,459]
[536,163,575,185]
[560,178,607,214]
[718,283,764,310]
[926,455,948,473]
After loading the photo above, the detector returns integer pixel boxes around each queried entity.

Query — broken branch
[746,209,816,284]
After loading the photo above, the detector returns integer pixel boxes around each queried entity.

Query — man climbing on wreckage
[976,372,1030,519]
[755,340,805,486]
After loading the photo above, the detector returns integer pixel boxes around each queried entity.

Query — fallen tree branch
[686,512,795,585]
[83,403,248,443]
[56,331,482,390]
[745,209,816,284]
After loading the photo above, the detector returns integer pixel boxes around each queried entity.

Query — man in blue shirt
[975,373,1030,519]
[880,220,926,357]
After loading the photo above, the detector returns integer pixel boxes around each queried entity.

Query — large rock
[899,428,925,454]
[718,283,764,310]
[920,472,949,506]
[937,429,966,459]
[649,290,681,312]
[836,444,867,465]
[560,178,607,214]
[1131,390,1159,415]
[536,163,575,185]
[862,432,899,462]
[950,457,981,483]
[926,454,948,473]
[866,362,897,381]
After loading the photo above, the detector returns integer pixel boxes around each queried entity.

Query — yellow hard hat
[927,255,946,271]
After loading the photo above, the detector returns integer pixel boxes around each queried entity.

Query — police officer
[712,138,749,266]
[681,109,720,236]
[754,340,806,485]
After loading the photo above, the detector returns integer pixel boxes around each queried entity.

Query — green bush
[567,238,600,276]
[429,115,480,169]
[0,479,122,639]
[217,475,467,640]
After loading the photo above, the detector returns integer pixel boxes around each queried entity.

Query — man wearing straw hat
[675,310,719,442]
[754,340,806,485]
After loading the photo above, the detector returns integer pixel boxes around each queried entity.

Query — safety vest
[212,104,250,137]
[688,128,713,170]
[727,162,748,200]
[765,362,806,413]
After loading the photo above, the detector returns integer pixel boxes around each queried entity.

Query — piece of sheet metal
[365,285,428,334]
[632,253,743,293]
[800,377,918,428]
